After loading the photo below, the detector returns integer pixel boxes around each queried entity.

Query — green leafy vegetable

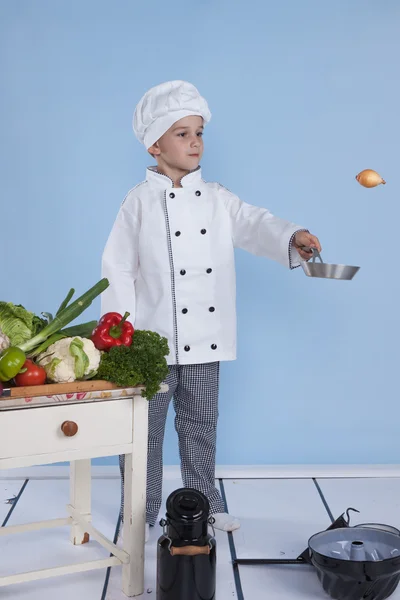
[32,314,48,336]
[97,330,169,400]
[69,338,89,379]
[22,308,52,337]
[48,357,62,379]
[61,321,97,339]
[15,305,51,334]
[0,302,35,346]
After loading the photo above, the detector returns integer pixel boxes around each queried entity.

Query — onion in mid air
[356,169,386,188]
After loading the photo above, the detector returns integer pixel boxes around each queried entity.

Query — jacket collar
[146,166,203,189]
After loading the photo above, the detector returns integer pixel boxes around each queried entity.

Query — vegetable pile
[0,280,169,400]
[37,337,101,384]
[0,302,46,346]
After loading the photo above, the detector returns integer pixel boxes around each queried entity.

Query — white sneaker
[117,523,150,548]
[211,512,241,532]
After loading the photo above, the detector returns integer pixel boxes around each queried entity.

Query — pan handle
[300,246,324,264]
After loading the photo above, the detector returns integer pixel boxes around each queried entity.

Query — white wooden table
[0,383,166,597]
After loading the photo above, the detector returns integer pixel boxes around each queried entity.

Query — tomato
[14,359,47,387]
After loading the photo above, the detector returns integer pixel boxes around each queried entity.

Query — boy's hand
[293,231,321,260]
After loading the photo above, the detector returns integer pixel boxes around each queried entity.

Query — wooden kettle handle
[61,421,78,437]
[170,545,210,556]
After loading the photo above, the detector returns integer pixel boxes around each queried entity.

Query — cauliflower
[0,328,10,352]
[37,337,101,383]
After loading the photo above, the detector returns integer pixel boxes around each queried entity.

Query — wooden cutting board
[0,380,130,400]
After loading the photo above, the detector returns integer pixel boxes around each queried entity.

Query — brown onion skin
[356,169,386,188]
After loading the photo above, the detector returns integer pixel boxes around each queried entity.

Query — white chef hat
[133,80,211,149]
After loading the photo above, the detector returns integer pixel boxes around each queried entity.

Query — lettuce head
[0,302,38,346]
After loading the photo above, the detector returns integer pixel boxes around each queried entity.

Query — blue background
[1,0,399,465]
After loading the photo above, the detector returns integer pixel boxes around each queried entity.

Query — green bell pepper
[0,347,26,382]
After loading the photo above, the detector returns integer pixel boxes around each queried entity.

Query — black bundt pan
[308,527,400,600]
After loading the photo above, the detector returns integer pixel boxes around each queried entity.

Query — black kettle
[156,488,216,600]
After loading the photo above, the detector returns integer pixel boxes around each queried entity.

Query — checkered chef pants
[119,362,226,526]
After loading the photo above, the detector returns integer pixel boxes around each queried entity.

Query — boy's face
[149,115,204,172]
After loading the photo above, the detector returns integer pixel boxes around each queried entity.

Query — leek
[18,278,109,354]
[28,321,98,357]
[56,288,75,315]
[61,321,97,338]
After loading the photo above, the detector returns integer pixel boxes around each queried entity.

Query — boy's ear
[148,142,161,157]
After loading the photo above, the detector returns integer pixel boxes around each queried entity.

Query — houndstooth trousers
[119,362,226,526]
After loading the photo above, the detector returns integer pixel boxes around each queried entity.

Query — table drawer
[0,399,133,460]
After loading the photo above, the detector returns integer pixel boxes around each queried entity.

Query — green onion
[18,278,109,354]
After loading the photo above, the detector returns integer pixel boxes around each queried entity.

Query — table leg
[70,459,91,545]
[122,395,149,597]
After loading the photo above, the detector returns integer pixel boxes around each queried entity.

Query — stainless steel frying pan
[301,247,360,280]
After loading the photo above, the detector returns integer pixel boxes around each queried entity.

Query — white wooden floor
[1,472,400,599]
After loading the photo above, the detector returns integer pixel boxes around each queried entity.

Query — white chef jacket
[101,167,305,365]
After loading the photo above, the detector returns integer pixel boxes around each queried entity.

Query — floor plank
[237,563,325,600]
[224,479,331,559]
[0,480,26,525]
[316,477,400,528]
[223,478,333,600]
[0,478,118,599]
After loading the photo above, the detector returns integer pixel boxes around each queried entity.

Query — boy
[101,80,321,540]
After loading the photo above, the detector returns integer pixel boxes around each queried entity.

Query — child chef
[101,80,321,540]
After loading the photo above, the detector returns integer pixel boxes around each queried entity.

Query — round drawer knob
[61,421,78,437]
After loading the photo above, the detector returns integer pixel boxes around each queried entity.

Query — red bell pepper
[91,312,134,351]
